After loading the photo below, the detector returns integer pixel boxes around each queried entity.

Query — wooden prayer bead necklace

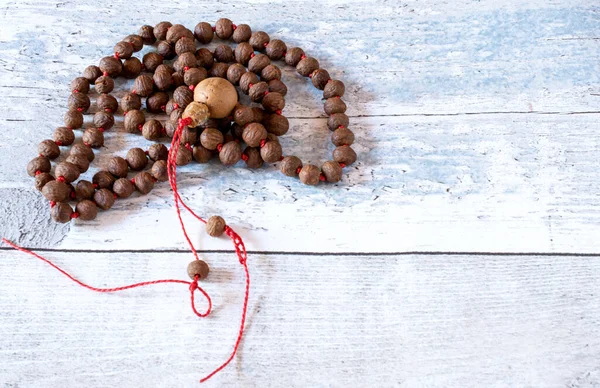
[15,18,357,383]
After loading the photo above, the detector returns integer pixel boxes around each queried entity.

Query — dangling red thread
[167,117,251,383]
[0,238,211,318]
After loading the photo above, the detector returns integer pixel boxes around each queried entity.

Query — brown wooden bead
[122,57,143,78]
[249,81,269,102]
[299,164,321,185]
[113,178,134,198]
[260,141,282,163]
[180,127,198,145]
[187,259,210,280]
[176,146,193,166]
[66,153,90,173]
[75,180,95,200]
[139,24,156,44]
[175,36,196,55]
[233,23,252,43]
[327,113,349,130]
[199,128,223,150]
[71,143,95,162]
[70,77,90,94]
[157,40,175,59]
[133,171,155,194]
[142,119,163,141]
[63,109,83,129]
[322,160,343,183]
[332,127,355,146]
[107,156,129,178]
[219,141,242,165]
[124,109,145,133]
[173,85,194,108]
[172,71,185,87]
[53,127,75,146]
[184,67,207,86]
[93,111,114,130]
[114,41,133,59]
[206,215,226,237]
[324,80,345,98]
[151,160,169,182]
[226,63,245,85]
[248,53,270,74]
[249,31,270,51]
[332,145,357,166]
[297,57,319,77]
[262,92,285,112]
[83,65,102,83]
[154,21,172,40]
[55,161,79,183]
[311,69,330,90]
[94,188,115,210]
[35,172,54,191]
[196,48,214,68]
[164,119,177,138]
[82,128,104,148]
[76,200,98,221]
[265,39,287,60]
[174,52,198,73]
[123,34,143,52]
[243,146,263,169]
[266,133,280,143]
[194,22,214,44]
[133,74,154,97]
[153,71,173,91]
[233,105,254,126]
[166,24,194,44]
[261,64,281,82]
[42,180,70,202]
[208,62,229,79]
[280,156,302,177]
[193,144,213,163]
[324,97,347,115]
[38,139,60,159]
[215,18,234,39]
[148,143,169,161]
[126,148,148,171]
[97,93,118,113]
[99,56,122,77]
[242,123,267,147]
[93,170,115,189]
[142,52,163,72]
[268,79,287,96]
[239,72,259,94]
[214,44,234,63]
[252,107,266,123]
[51,202,74,223]
[234,42,254,66]
[27,156,50,177]
[146,92,169,113]
[68,92,90,112]
[285,47,305,66]
[121,92,141,112]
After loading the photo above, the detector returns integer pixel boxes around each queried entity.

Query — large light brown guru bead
[193,78,238,119]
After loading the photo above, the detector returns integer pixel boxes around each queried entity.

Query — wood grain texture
[0,250,599,388]
[1,0,600,387]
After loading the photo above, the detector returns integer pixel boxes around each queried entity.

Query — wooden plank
[0,250,598,387]
[0,0,598,120]
[1,113,599,253]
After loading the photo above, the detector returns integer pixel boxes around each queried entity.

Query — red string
[0,238,211,318]
[168,117,252,383]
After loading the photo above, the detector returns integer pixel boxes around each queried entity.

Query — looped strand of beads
[16,17,357,383]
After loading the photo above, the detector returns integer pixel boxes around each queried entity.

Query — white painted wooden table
[1,1,599,387]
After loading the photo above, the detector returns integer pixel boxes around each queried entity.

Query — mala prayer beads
[17,18,356,383]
